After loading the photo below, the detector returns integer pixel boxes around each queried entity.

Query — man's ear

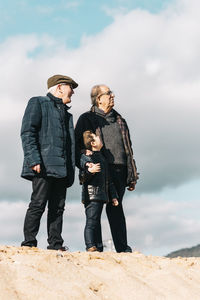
[96,97,101,106]
[91,141,95,147]
[57,84,62,93]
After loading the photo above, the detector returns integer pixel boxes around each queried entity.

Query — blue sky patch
[0,0,173,48]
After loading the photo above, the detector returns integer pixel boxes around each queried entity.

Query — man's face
[60,84,74,104]
[97,85,115,112]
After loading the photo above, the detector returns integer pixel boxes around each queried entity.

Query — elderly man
[75,84,139,253]
[21,74,78,250]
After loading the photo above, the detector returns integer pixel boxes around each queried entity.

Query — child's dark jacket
[80,151,118,204]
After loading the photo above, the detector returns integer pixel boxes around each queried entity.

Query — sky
[0,0,173,47]
[0,0,200,256]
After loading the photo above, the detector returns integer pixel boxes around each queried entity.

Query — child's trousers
[84,201,104,251]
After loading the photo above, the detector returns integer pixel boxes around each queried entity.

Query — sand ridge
[0,246,200,299]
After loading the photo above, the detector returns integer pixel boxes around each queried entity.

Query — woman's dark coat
[75,106,138,186]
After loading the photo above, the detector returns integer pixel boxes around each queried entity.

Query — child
[80,130,118,252]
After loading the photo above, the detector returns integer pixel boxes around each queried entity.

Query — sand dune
[0,246,200,299]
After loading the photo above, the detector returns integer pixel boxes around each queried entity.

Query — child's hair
[83,130,95,150]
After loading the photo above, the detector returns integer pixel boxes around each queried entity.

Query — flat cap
[47,74,78,89]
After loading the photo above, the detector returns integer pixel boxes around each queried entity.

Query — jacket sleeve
[75,113,96,169]
[80,153,92,170]
[79,154,93,184]
[75,115,87,169]
[125,120,139,184]
[20,97,42,168]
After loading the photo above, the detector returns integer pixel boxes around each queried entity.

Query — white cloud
[35,5,54,15]
[0,0,199,255]
[124,190,200,255]
[64,1,80,9]
[1,189,200,255]
[102,4,130,17]
[0,0,199,201]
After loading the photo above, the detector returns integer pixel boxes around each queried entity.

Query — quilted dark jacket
[80,152,118,204]
[20,93,75,187]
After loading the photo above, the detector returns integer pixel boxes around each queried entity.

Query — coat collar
[91,105,121,119]
[47,93,71,110]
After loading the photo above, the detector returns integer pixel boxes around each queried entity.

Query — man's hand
[31,164,41,173]
[87,163,101,174]
[127,182,136,191]
[112,198,119,206]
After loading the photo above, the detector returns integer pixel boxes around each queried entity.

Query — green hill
[166,244,200,258]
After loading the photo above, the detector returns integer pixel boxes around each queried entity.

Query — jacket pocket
[42,155,65,166]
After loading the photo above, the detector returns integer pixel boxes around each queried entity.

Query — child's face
[91,134,103,150]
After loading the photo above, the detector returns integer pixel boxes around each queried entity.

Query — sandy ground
[1,246,200,300]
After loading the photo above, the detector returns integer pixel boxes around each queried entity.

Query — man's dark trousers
[21,176,67,250]
[106,165,128,253]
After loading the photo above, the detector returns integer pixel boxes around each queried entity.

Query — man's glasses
[98,90,114,98]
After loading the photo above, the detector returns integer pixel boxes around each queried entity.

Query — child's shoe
[87,246,98,252]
